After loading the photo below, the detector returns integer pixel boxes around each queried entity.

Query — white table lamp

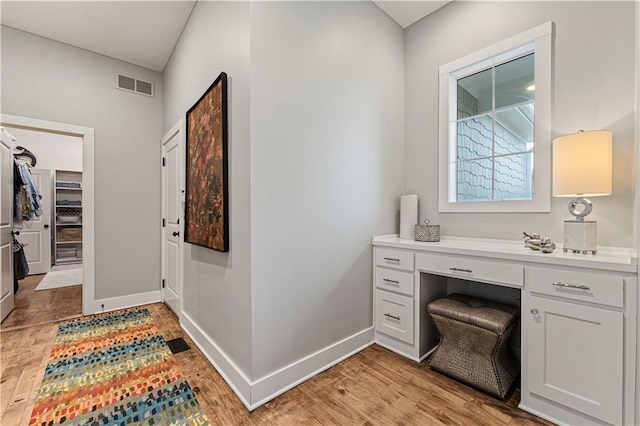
[552,130,612,254]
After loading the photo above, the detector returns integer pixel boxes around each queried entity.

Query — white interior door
[161,122,183,316]
[1,129,15,322]
[18,168,51,274]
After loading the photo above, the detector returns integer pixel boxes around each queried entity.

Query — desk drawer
[375,248,414,271]
[376,268,414,297]
[415,253,523,288]
[527,266,624,308]
[375,289,414,344]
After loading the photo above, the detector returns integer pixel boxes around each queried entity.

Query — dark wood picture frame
[184,72,229,252]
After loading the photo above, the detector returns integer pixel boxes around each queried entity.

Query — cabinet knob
[530,308,539,315]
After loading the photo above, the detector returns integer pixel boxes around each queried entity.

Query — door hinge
[162,279,165,289]
[177,218,180,225]
[162,218,166,227]
[162,157,166,167]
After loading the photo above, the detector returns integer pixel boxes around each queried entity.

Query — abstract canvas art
[185,72,229,252]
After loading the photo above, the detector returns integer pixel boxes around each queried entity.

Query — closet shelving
[54,170,83,265]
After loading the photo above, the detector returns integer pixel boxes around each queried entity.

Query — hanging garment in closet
[19,161,43,216]
[13,237,29,293]
[13,160,25,219]
[14,160,43,224]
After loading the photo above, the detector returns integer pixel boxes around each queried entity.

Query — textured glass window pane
[456,113,493,160]
[495,53,534,110]
[456,158,493,202]
[494,153,533,200]
[451,48,536,204]
[494,104,534,156]
[457,68,492,119]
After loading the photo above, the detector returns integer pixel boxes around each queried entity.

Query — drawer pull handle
[383,279,400,285]
[552,281,591,291]
[449,267,473,273]
[384,313,400,321]
[384,257,400,262]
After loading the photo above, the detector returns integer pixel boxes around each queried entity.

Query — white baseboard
[91,290,161,314]
[180,312,253,409]
[249,327,375,409]
[419,346,437,362]
[518,403,564,426]
[519,394,601,426]
[179,313,375,411]
[374,339,421,362]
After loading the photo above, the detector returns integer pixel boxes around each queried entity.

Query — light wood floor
[1,301,552,426]
[0,274,83,331]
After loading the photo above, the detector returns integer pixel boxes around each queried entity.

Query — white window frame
[438,22,554,213]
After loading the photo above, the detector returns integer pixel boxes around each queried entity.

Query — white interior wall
[162,1,253,378]
[249,1,404,379]
[635,3,640,424]
[163,0,404,400]
[1,25,163,301]
[635,0,640,253]
[7,127,82,172]
[405,1,636,247]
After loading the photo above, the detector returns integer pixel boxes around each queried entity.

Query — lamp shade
[552,130,612,197]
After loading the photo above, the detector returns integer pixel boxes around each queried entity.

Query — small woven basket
[415,219,440,242]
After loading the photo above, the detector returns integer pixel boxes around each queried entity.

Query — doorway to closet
[0,115,95,330]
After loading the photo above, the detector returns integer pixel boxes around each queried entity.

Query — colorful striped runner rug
[29,308,209,425]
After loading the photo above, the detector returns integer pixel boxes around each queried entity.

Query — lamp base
[563,220,597,254]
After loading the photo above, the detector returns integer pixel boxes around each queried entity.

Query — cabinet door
[375,289,414,344]
[527,295,623,425]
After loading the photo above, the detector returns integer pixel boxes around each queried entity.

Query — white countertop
[372,235,638,273]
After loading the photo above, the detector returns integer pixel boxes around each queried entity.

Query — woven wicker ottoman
[427,293,520,399]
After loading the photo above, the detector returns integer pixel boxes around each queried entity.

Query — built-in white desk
[372,235,637,426]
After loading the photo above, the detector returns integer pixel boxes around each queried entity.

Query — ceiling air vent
[116,73,154,97]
